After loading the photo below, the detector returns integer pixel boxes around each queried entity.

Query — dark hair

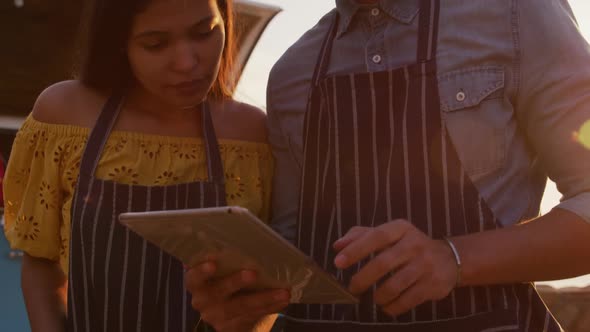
[77,0,236,100]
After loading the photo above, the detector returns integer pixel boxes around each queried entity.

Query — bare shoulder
[31,80,106,127]
[214,99,268,143]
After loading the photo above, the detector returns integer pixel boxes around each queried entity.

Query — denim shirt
[266,0,590,241]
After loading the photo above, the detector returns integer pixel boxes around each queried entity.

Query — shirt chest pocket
[439,66,508,181]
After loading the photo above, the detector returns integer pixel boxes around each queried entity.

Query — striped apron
[285,0,562,331]
[66,95,226,332]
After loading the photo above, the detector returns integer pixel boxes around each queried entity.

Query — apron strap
[72,93,124,215]
[310,12,340,90]
[78,93,124,180]
[311,0,440,87]
[417,0,441,63]
[76,96,226,202]
[201,101,225,185]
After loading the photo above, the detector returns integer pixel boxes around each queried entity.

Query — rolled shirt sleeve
[518,0,590,222]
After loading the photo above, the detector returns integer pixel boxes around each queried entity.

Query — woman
[3,0,274,331]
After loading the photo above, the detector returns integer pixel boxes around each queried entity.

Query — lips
[168,79,208,95]
[172,79,201,88]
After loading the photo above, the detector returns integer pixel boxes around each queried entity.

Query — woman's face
[127,0,225,109]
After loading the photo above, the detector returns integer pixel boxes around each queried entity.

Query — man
[186,0,590,330]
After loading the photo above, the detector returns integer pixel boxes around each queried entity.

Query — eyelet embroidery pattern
[141,142,163,159]
[220,144,244,157]
[255,177,266,197]
[14,215,40,241]
[62,141,85,189]
[28,129,48,146]
[34,149,46,160]
[113,139,128,153]
[13,167,31,185]
[65,160,81,189]
[225,172,247,200]
[29,130,49,159]
[53,145,65,165]
[39,181,58,210]
[172,143,200,160]
[107,166,140,185]
[155,171,179,185]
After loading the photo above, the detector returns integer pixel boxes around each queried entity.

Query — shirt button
[372,54,382,64]
[371,8,380,16]
[456,91,466,102]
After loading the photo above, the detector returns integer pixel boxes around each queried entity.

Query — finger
[348,243,413,295]
[201,289,289,326]
[333,226,370,251]
[192,270,259,309]
[184,261,217,292]
[227,288,290,316]
[335,220,410,269]
[374,260,422,306]
[213,270,259,300]
[214,316,258,332]
[381,280,429,317]
[216,301,288,331]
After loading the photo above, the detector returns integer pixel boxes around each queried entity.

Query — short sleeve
[3,116,70,261]
[220,142,275,224]
[258,146,274,224]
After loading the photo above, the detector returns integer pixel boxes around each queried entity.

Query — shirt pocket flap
[439,66,505,112]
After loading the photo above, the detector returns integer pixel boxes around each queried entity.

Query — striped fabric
[286,0,562,331]
[67,95,224,332]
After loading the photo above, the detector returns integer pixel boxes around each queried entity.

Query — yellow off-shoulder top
[3,115,274,275]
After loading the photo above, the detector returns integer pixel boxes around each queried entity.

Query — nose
[171,41,199,73]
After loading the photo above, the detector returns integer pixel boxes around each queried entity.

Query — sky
[235,0,590,288]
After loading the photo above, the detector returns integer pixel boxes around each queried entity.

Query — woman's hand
[184,261,290,332]
[333,220,458,317]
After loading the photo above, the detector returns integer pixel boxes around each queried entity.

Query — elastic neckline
[23,114,270,148]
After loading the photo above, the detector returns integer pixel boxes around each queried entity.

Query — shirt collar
[335,0,420,38]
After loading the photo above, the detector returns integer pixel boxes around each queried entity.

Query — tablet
[119,206,358,304]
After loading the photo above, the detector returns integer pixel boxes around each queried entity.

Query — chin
[174,93,208,109]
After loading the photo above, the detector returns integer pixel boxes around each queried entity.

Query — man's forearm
[452,208,590,287]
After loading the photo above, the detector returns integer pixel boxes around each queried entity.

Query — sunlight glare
[573,120,590,150]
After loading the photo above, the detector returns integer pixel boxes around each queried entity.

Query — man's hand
[333,220,457,317]
[185,261,290,332]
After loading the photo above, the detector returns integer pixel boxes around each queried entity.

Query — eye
[188,17,220,41]
[189,26,216,41]
[141,40,168,52]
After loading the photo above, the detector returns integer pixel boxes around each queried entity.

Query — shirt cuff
[554,192,590,224]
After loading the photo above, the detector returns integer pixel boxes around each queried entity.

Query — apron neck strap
[201,101,225,185]
[79,96,225,186]
[78,93,124,180]
[417,0,441,63]
[311,0,441,87]
[310,12,340,89]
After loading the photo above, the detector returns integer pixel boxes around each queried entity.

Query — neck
[125,86,201,122]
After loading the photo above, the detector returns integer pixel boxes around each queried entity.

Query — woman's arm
[22,254,67,332]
